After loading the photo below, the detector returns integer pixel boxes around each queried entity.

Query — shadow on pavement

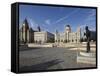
[19,46,41,51]
[19,59,63,72]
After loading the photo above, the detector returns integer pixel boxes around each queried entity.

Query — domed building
[65,25,71,33]
[55,25,81,43]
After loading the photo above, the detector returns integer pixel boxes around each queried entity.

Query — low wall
[19,45,28,50]
[20,43,96,51]
[28,43,53,47]
[55,43,96,51]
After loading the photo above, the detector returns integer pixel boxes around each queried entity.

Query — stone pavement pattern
[19,47,96,72]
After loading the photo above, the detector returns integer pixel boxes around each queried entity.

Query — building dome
[65,25,71,33]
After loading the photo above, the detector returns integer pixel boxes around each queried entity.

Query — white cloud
[28,18,38,30]
[45,19,51,25]
[54,9,80,24]
[80,24,96,32]
[81,9,96,31]
[85,9,96,22]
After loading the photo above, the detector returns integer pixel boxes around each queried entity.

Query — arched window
[76,39,77,42]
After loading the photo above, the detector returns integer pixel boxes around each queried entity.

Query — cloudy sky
[19,4,96,33]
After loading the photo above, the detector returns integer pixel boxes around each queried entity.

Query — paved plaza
[19,47,96,72]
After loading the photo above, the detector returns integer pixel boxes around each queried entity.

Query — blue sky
[19,4,96,33]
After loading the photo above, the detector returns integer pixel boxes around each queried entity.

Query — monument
[84,26,90,53]
[77,26,96,64]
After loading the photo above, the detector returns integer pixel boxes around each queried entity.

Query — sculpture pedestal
[77,51,96,64]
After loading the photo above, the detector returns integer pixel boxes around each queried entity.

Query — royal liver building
[19,19,54,44]
[55,25,81,43]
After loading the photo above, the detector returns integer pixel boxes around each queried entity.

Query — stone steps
[77,52,96,64]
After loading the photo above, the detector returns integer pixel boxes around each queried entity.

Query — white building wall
[55,30,81,43]
[34,32,46,43]
[27,30,29,42]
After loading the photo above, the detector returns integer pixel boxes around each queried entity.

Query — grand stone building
[19,19,54,44]
[19,19,35,43]
[55,25,81,43]
[34,31,54,43]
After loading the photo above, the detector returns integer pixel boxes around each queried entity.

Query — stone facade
[34,31,54,43]
[55,25,81,43]
[19,19,34,43]
[19,19,54,44]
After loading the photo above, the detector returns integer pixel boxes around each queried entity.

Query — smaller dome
[65,25,71,33]
[65,25,70,28]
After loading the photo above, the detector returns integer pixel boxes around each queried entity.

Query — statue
[84,26,91,53]
[37,26,41,32]
[77,26,96,64]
